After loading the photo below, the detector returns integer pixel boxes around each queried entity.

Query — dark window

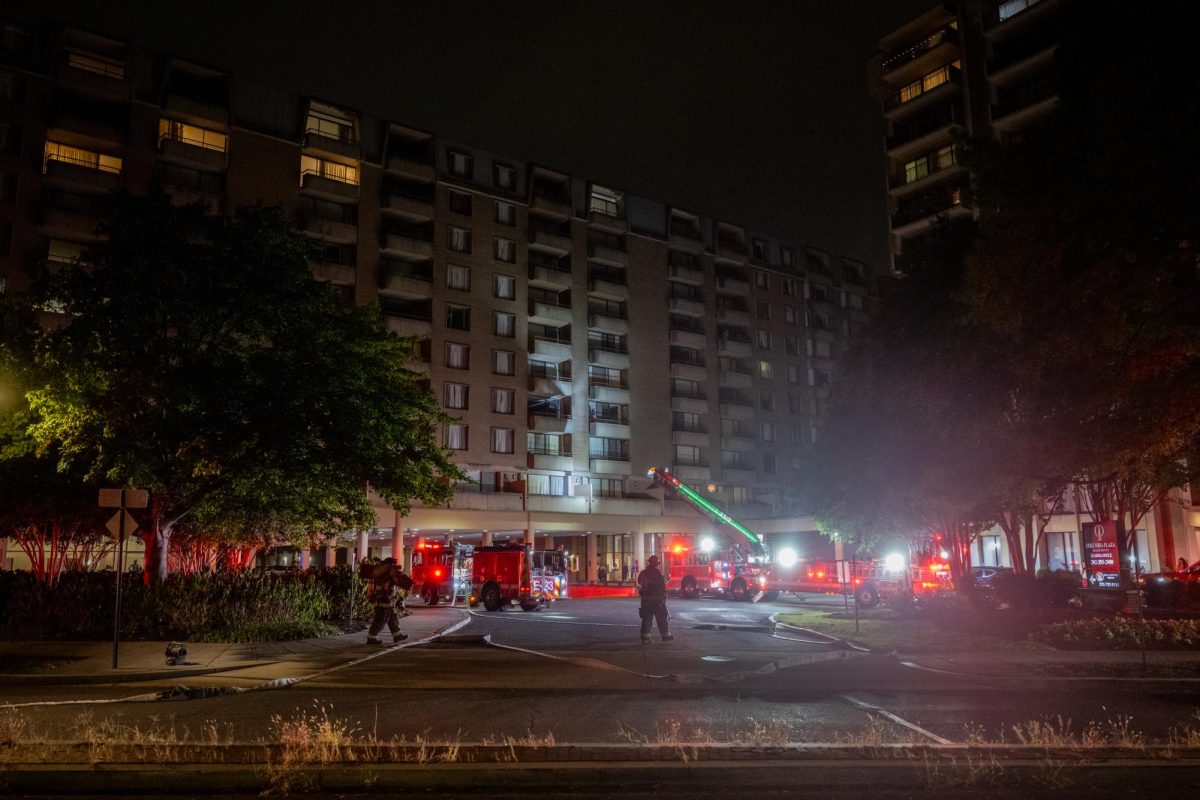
[448,190,472,216]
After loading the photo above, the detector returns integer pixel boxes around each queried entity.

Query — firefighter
[366,557,412,645]
[637,554,673,643]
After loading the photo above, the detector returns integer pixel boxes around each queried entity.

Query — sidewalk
[0,605,470,686]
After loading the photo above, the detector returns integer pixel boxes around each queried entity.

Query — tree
[965,7,1200,581]
[11,196,462,583]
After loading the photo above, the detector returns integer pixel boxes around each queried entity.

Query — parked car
[1140,559,1200,608]
[970,566,1013,586]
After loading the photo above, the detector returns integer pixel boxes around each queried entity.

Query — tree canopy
[3,195,461,582]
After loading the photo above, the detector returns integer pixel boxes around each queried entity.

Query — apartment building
[0,18,877,578]
[870,0,1200,576]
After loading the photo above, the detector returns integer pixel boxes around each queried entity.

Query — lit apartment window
[494,163,515,189]
[445,342,469,370]
[998,0,1041,23]
[494,311,515,338]
[492,388,514,414]
[494,237,516,263]
[47,239,87,264]
[493,349,515,375]
[588,185,621,217]
[491,427,515,454]
[446,263,470,291]
[444,423,468,450]
[158,118,227,153]
[449,150,473,178]
[443,382,469,410]
[448,226,471,253]
[305,101,357,144]
[528,472,567,495]
[897,63,956,105]
[493,274,516,300]
[495,200,515,226]
[903,145,956,185]
[758,360,773,380]
[299,155,357,186]
[43,141,122,174]
[446,303,470,331]
[67,50,126,80]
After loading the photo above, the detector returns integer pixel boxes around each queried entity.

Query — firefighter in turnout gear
[637,554,672,643]
[365,557,413,644]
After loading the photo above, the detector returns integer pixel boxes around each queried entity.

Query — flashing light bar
[647,467,762,547]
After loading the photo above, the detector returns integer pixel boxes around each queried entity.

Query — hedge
[0,567,370,642]
[1033,616,1200,650]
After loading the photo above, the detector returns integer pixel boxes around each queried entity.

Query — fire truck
[410,541,473,606]
[470,543,569,611]
[767,556,952,608]
[648,467,770,601]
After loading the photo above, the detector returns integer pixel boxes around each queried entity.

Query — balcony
[43,159,121,191]
[378,270,431,298]
[671,430,710,448]
[721,434,756,453]
[302,216,358,244]
[587,210,627,232]
[722,467,757,484]
[669,362,707,382]
[445,492,526,512]
[716,306,751,326]
[56,61,129,103]
[529,262,573,290]
[885,105,962,161]
[304,129,359,161]
[590,420,630,439]
[717,338,752,358]
[529,414,570,434]
[529,453,574,472]
[529,228,573,256]
[382,233,433,259]
[718,370,752,390]
[669,328,707,350]
[164,92,229,126]
[881,25,960,85]
[528,300,573,326]
[671,395,708,414]
[719,402,755,421]
[889,153,964,196]
[529,336,572,362]
[384,315,432,337]
[991,78,1059,134]
[37,207,101,240]
[588,273,629,302]
[588,348,629,370]
[715,242,746,264]
[668,231,704,253]
[588,311,628,335]
[158,136,226,171]
[385,155,435,181]
[161,184,223,213]
[301,172,358,202]
[884,65,962,119]
[587,243,628,267]
[589,458,631,475]
[382,193,434,220]
[671,465,711,482]
[715,275,750,296]
[668,296,705,317]
[669,262,704,284]
[588,384,629,404]
[530,192,572,219]
[311,262,355,285]
[891,185,971,237]
[528,375,571,397]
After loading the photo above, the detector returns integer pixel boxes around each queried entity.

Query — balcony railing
[881,26,959,75]
[892,186,965,227]
[885,65,961,111]
[992,78,1058,121]
[886,105,962,152]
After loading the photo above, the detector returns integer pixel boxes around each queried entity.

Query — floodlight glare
[777,548,798,567]
[700,537,715,552]
[884,553,906,572]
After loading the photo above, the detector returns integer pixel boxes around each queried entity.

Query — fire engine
[471,543,569,611]
[767,555,952,608]
[662,538,770,601]
[410,541,473,606]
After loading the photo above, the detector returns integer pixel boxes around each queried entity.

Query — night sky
[14,0,935,269]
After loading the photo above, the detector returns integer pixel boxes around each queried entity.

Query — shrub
[0,568,357,642]
[991,569,1081,609]
[1143,578,1200,610]
[1033,617,1200,650]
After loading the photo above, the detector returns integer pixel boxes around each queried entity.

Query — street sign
[100,488,148,509]
[836,560,851,585]
[105,511,138,540]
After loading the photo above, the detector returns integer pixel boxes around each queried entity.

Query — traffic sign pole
[101,487,147,670]
[112,503,125,669]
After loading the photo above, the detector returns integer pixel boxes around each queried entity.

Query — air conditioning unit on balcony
[502,472,523,482]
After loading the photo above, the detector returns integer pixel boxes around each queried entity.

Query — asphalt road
[2,595,1198,747]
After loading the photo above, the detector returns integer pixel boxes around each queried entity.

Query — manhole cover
[700,655,735,662]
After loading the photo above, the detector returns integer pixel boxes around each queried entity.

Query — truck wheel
[730,578,749,602]
[856,583,880,609]
[519,600,540,612]
[482,582,503,612]
[423,586,439,607]
[681,577,699,599]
